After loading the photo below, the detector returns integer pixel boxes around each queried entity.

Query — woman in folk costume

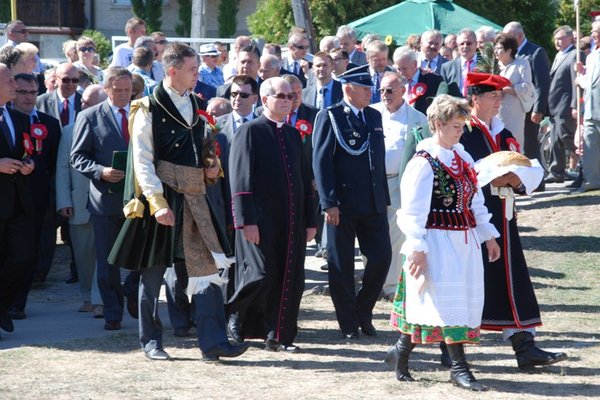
[458,72,567,371]
[386,94,501,392]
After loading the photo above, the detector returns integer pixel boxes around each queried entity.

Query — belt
[386,173,399,178]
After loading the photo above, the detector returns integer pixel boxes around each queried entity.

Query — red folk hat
[465,72,511,96]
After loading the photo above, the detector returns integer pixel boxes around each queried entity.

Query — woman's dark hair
[495,33,518,59]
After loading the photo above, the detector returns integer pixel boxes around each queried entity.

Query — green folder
[108,150,128,194]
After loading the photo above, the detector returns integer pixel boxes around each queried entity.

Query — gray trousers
[583,119,600,187]
[70,222,101,304]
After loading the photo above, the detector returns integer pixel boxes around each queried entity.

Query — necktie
[426,59,432,69]
[463,59,473,96]
[119,108,129,144]
[372,73,381,103]
[317,87,328,110]
[60,99,69,127]
[294,61,299,75]
[407,79,414,100]
[357,110,364,124]
[240,117,247,124]
[0,107,14,150]
[287,111,296,125]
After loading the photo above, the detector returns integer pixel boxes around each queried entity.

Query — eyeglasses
[155,40,168,45]
[459,42,474,46]
[378,88,398,95]
[270,92,296,101]
[79,47,96,53]
[207,55,219,58]
[15,89,38,96]
[231,91,252,99]
[59,77,80,84]
[293,44,308,50]
[12,29,27,34]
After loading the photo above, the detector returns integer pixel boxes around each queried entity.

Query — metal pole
[10,0,17,19]
[575,0,583,160]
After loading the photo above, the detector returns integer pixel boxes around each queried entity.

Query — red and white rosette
[22,132,34,156]
[409,82,428,105]
[505,137,521,154]
[30,123,48,154]
[295,119,313,142]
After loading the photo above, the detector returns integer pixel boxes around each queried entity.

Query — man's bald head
[81,84,107,110]
[503,22,526,45]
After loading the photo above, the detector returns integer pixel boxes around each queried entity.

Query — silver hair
[457,28,476,41]
[393,46,417,63]
[259,76,287,98]
[336,25,357,41]
[476,26,497,42]
[421,30,442,42]
[134,36,155,49]
[103,67,132,87]
[503,21,525,36]
[426,94,470,133]
[319,36,340,51]
[260,54,280,70]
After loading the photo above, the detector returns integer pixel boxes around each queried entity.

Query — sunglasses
[155,40,168,45]
[293,44,308,50]
[378,88,398,95]
[271,92,296,101]
[231,91,252,99]
[16,89,38,96]
[13,29,27,34]
[59,77,80,84]
[207,55,219,58]
[79,47,96,53]
[459,42,474,46]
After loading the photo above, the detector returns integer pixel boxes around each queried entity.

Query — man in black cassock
[228,76,316,352]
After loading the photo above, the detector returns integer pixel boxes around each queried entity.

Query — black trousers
[549,115,577,177]
[523,112,542,162]
[0,210,34,313]
[326,213,391,334]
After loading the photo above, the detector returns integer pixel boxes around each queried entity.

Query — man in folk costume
[109,42,248,361]
[459,72,567,371]
[228,77,316,352]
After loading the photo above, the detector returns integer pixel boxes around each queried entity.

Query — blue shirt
[199,64,224,88]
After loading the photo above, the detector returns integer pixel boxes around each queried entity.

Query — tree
[556,0,597,38]
[82,29,112,68]
[131,0,163,33]
[218,0,240,37]
[247,0,295,44]
[0,0,10,23]
[176,0,192,36]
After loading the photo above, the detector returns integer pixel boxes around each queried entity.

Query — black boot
[510,331,568,371]
[439,341,452,368]
[447,343,487,391]
[227,312,244,344]
[384,334,416,382]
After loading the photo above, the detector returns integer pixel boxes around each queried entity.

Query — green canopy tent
[348,0,502,45]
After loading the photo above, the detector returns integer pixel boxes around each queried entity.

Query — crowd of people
[1,14,587,390]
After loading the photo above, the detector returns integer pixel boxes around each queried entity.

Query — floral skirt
[390,269,481,345]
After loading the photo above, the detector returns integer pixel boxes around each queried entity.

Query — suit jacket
[440,57,463,89]
[302,79,344,109]
[28,111,61,212]
[281,56,310,87]
[349,50,368,66]
[55,123,92,225]
[517,40,551,114]
[421,54,448,75]
[548,46,577,117]
[312,100,390,216]
[70,100,129,217]
[0,107,33,218]
[36,90,82,127]
[581,51,600,121]
[217,82,262,107]
[194,79,217,101]
[412,70,443,115]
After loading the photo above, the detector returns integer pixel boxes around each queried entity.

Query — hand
[58,207,73,218]
[502,86,516,96]
[421,67,433,75]
[19,158,34,175]
[407,251,426,278]
[324,207,340,226]
[485,239,501,263]
[155,207,175,226]
[205,163,220,180]
[306,227,317,243]
[530,112,544,124]
[0,157,24,175]
[243,225,260,245]
[572,108,579,120]
[574,61,585,75]
[491,172,522,188]
[101,167,125,183]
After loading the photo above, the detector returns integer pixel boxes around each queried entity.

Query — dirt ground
[0,188,599,400]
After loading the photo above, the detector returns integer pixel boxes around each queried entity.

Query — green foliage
[131,0,163,33]
[176,0,192,37]
[248,0,396,43]
[218,0,240,37]
[0,0,10,23]
[82,29,111,68]
[557,0,596,38]
[476,42,499,74]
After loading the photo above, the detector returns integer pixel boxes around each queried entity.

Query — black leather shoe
[104,321,121,331]
[544,175,565,184]
[265,338,280,351]
[510,331,568,371]
[174,327,191,337]
[145,348,171,361]
[227,312,244,344]
[360,322,378,337]
[344,331,360,341]
[0,312,14,332]
[202,342,250,361]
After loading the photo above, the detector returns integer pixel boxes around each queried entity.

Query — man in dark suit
[503,22,551,185]
[441,29,478,96]
[70,67,133,331]
[418,30,448,74]
[281,31,311,87]
[302,52,343,110]
[0,63,35,337]
[8,73,61,319]
[312,66,392,340]
[545,26,578,183]
[393,46,442,115]
[36,63,82,128]
[364,41,394,104]
[193,79,217,101]
[217,46,261,102]
[336,25,368,66]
